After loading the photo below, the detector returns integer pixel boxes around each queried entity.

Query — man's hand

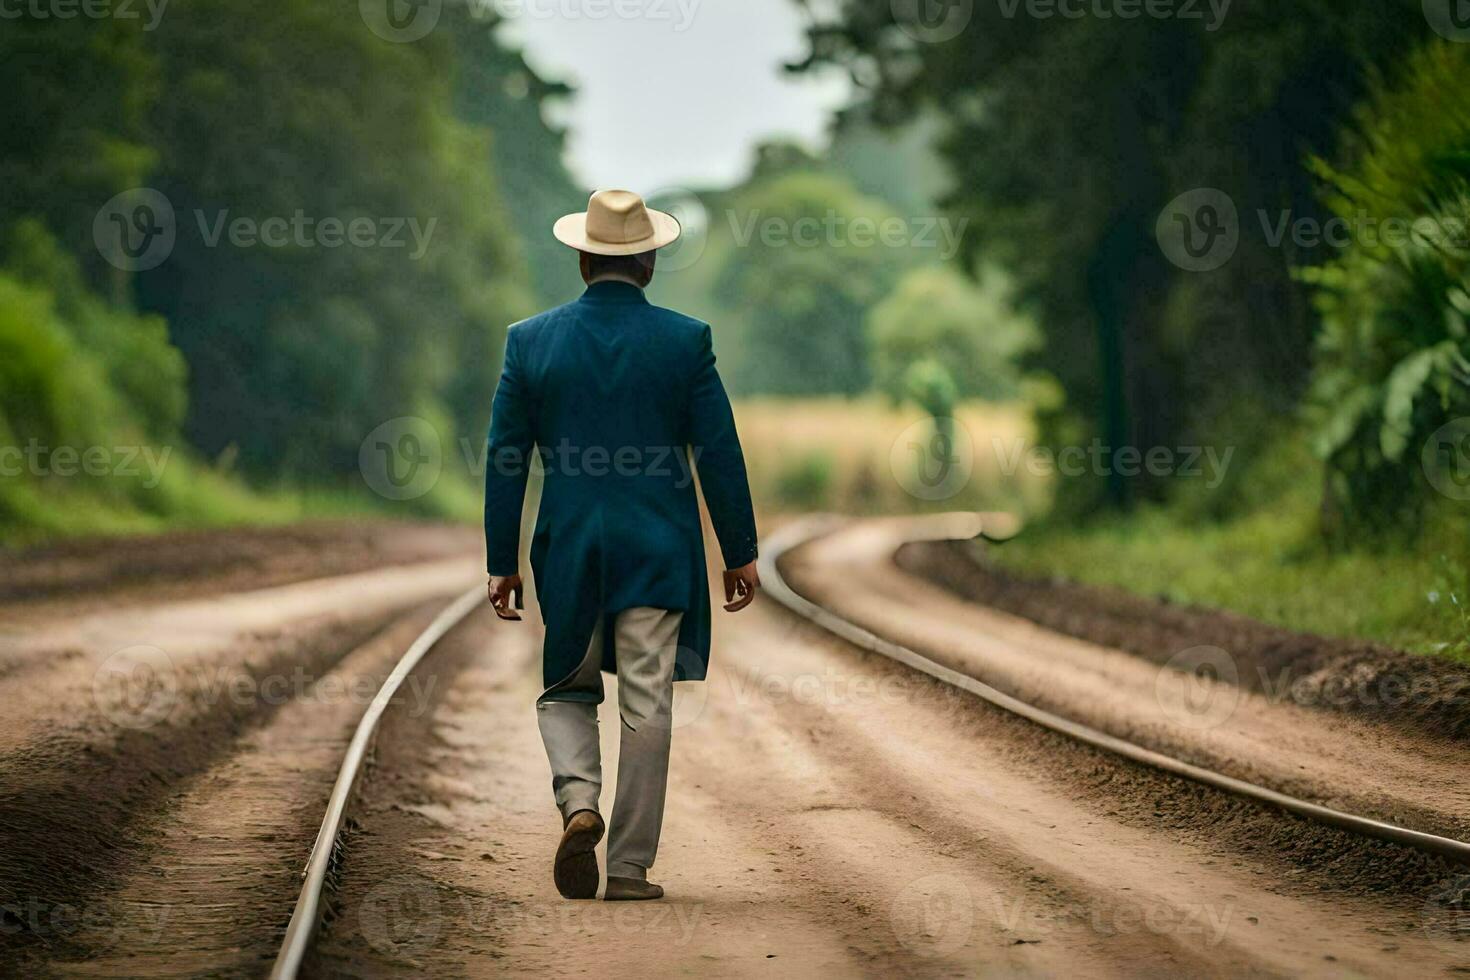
[487,574,523,621]
[722,561,760,612]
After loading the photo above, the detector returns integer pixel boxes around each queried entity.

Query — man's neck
[587,272,644,289]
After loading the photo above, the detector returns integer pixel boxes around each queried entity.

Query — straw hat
[553,189,682,256]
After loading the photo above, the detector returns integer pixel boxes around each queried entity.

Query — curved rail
[270,585,485,980]
[759,515,1470,866]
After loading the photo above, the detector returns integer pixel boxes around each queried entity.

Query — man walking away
[483,189,761,902]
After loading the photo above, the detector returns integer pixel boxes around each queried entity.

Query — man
[483,190,761,902]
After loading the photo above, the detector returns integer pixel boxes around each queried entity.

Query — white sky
[499,0,852,192]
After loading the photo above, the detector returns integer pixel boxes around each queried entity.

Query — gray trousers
[536,607,683,880]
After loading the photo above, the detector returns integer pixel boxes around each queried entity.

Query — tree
[791,0,1433,507]
[868,265,1039,404]
[713,171,908,396]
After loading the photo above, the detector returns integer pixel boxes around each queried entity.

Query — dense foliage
[0,0,578,531]
[1304,42,1470,533]
[792,0,1434,508]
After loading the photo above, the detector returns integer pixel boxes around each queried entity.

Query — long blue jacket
[483,280,758,695]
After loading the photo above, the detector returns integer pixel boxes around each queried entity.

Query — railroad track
[270,585,484,980]
[759,513,1470,866]
[270,513,1469,978]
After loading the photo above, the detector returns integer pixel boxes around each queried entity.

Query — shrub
[1303,41,1470,534]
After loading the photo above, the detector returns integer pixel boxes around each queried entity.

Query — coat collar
[579,280,649,305]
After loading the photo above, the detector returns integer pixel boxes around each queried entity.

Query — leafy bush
[1303,41,1470,533]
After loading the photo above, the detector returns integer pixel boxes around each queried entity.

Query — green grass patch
[993,454,1470,660]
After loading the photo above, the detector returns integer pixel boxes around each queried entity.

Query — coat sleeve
[484,327,534,577]
[687,323,759,569]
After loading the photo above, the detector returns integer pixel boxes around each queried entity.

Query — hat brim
[552,207,682,256]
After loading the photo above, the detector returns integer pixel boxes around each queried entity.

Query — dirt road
[2,519,1467,977]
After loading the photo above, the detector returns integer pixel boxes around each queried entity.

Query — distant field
[733,397,1046,516]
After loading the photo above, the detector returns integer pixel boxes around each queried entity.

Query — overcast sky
[500,0,851,192]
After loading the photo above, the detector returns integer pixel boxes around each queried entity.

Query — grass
[990,455,1470,660]
[734,396,1046,516]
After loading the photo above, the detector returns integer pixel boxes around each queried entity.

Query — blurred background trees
[791,0,1449,517]
[4,0,1470,564]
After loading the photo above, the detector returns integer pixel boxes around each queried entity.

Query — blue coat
[483,280,758,696]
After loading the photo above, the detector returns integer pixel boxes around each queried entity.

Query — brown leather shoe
[604,875,663,901]
[554,809,604,899]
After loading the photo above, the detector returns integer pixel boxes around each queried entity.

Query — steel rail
[759,515,1470,866]
[270,585,485,980]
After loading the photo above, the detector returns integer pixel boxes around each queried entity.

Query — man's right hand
[488,574,523,621]
[722,561,761,612]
